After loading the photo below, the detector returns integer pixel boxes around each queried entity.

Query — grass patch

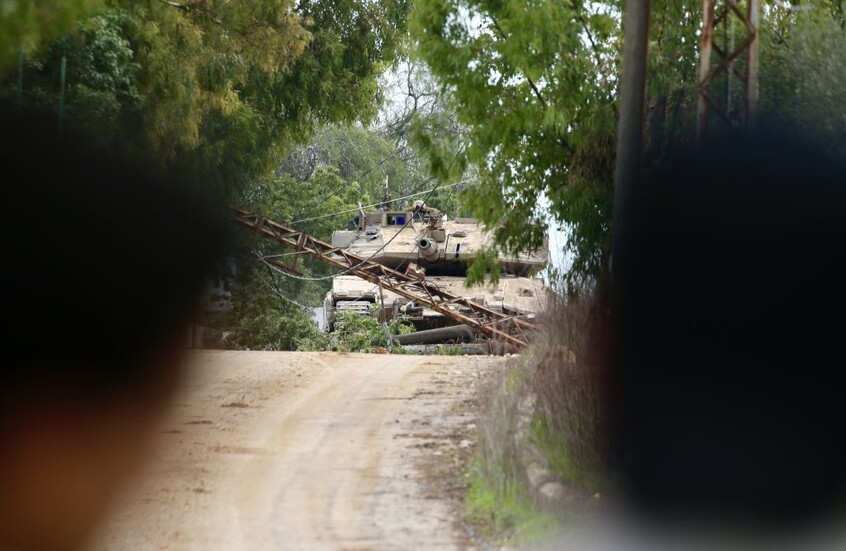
[529,415,607,495]
[465,458,557,546]
[504,363,527,393]
[466,359,561,547]
[434,343,464,355]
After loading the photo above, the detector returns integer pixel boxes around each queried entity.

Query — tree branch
[488,16,547,108]
[568,0,605,72]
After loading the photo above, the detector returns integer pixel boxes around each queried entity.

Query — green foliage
[210,161,364,350]
[5,8,141,148]
[265,120,467,232]
[274,123,462,219]
[529,415,607,495]
[434,343,464,355]
[411,0,620,291]
[614,1,701,184]
[200,264,322,351]
[761,2,846,157]
[121,0,411,195]
[465,247,501,286]
[411,0,846,292]
[301,308,415,353]
[4,0,411,196]
[465,458,557,545]
[0,0,103,73]
[246,166,369,242]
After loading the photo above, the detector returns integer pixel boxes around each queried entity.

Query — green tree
[5,0,411,196]
[6,8,141,147]
[760,1,846,157]
[410,0,846,292]
[0,0,103,73]
[120,0,412,194]
[207,163,367,351]
[411,0,621,290]
[274,122,465,220]
[202,266,322,351]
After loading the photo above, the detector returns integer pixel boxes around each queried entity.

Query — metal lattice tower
[697,0,761,141]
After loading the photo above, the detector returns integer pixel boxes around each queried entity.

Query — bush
[300,306,415,353]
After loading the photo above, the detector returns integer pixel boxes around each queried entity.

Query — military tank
[322,199,548,340]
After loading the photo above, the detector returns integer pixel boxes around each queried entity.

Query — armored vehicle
[323,200,548,338]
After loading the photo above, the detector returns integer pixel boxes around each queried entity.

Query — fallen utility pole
[232,206,534,349]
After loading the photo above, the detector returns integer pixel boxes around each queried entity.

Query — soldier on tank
[410,200,443,226]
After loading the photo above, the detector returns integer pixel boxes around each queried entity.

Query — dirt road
[87,351,505,550]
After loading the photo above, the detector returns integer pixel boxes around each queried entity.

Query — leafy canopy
[0,0,103,72]
[411,0,620,289]
[4,0,411,196]
[411,0,846,291]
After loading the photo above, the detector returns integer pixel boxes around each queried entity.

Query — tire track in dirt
[87,351,504,550]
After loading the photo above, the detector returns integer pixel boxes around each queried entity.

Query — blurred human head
[611,124,846,544]
[0,104,224,551]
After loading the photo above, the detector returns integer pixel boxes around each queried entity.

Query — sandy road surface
[87,351,505,551]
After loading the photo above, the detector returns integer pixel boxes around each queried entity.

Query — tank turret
[329,202,546,276]
[323,201,548,339]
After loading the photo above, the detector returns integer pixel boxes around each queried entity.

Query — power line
[295,147,405,219]
[254,147,470,283]
[257,179,448,282]
[261,249,309,260]
[255,217,413,281]
[285,180,467,226]
[256,270,316,310]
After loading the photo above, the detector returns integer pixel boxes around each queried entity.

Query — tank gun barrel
[417,237,439,262]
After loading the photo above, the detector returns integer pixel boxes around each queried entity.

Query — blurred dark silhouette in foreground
[0,104,224,551]
[611,124,846,545]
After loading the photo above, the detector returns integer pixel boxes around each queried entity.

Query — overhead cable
[286,180,466,225]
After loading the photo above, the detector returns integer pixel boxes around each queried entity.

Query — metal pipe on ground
[372,324,476,346]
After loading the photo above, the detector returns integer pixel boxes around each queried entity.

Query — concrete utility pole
[697,0,761,142]
[611,0,652,281]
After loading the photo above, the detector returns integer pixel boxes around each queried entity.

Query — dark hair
[612,125,846,532]
[1,104,226,405]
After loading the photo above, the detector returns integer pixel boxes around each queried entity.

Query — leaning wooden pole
[611,0,652,288]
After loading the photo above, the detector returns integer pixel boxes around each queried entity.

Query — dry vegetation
[529,287,612,493]
[466,285,612,545]
[467,284,613,544]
